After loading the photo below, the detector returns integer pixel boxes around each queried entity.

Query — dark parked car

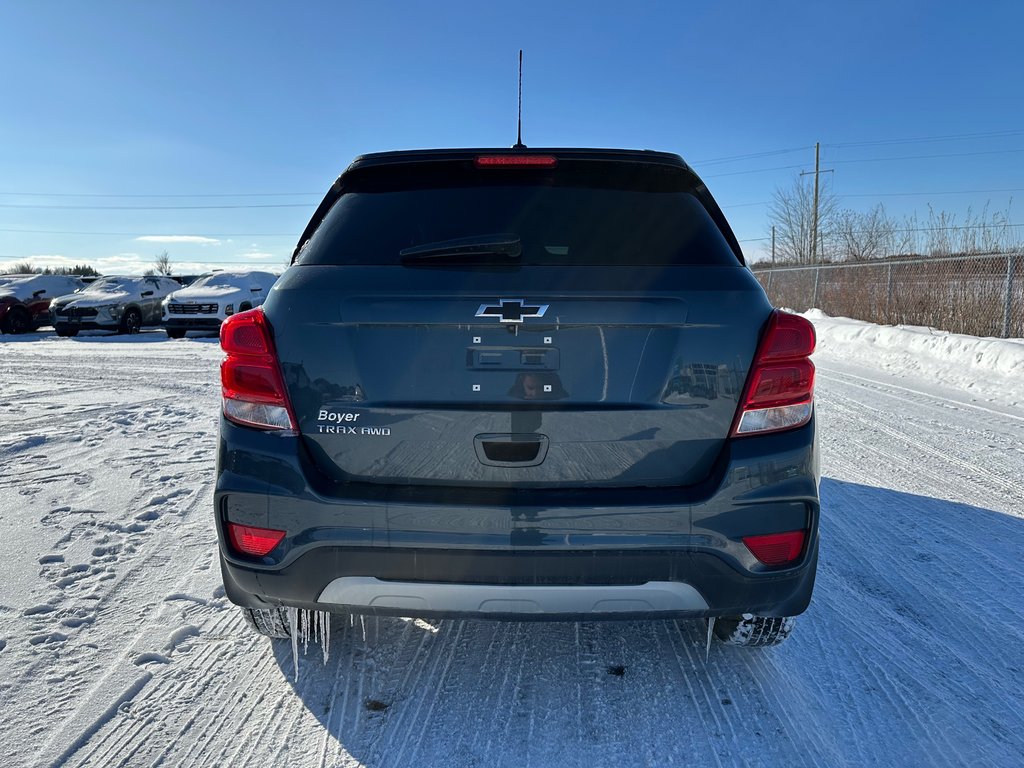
[0,275,86,334]
[215,148,819,647]
[50,275,181,336]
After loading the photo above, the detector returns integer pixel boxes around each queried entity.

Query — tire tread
[240,606,291,639]
[714,615,795,647]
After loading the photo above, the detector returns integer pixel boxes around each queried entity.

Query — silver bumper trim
[316,577,708,615]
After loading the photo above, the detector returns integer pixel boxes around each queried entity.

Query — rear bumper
[219,540,818,620]
[216,415,820,620]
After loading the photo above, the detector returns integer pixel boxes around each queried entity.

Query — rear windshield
[297,164,740,267]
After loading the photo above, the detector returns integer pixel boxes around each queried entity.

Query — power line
[826,128,1024,149]
[0,228,297,237]
[0,129,1018,200]
[0,191,319,199]
[840,187,1024,198]
[703,148,1024,180]
[691,146,812,166]
[703,164,806,179]
[738,221,1024,245]
[0,258,288,267]
[0,203,311,211]
[830,147,1024,165]
[696,130,1024,172]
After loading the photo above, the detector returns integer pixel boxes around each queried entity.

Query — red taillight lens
[743,530,806,566]
[221,360,287,402]
[744,361,815,409]
[732,311,816,436]
[222,316,270,355]
[758,312,816,361]
[227,522,286,557]
[474,155,557,168]
[219,309,296,432]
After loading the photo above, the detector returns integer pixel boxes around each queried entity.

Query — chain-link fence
[752,251,1023,338]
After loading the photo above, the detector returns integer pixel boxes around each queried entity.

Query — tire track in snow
[5,330,1024,767]
[823,385,1024,505]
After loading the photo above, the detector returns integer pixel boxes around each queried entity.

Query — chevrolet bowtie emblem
[475,299,549,324]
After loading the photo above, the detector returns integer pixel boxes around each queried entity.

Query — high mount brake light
[227,522,286,557]
[474,155,558,168]
[743,530,806,566]
[731,311,816,436]
[219,308,297,432]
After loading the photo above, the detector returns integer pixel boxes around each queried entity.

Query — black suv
[215,148,819,647]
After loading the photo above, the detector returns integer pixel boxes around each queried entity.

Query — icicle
[360,614,366,643]
[288,607,300,681]
[705,617,715,662]
[320,611,330,665]
[301,608,311,655]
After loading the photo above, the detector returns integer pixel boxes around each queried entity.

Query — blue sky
[1,0,1022,273]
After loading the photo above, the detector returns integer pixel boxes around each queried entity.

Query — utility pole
[811,143,820,263]
[801,142,834,264]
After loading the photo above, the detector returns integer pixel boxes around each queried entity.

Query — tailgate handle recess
[474,433,549,467]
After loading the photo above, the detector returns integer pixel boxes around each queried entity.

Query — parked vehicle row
[0,270,279,337]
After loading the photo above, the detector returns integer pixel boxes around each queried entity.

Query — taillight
[219,308,297,432]
[474,155,557,168]
[731,311,816,436]
[227,522,286,557]
[743,530,806,566]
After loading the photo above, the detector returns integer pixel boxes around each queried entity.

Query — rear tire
[240,606,291,639]
[713,615,795,647]
[165,327,187,339]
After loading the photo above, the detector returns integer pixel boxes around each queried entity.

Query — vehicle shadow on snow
[267,478,1024,766]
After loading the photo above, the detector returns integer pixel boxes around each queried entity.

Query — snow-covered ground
[0,316,1022,768]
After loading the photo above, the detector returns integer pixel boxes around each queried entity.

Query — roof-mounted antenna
[512,49,526,150]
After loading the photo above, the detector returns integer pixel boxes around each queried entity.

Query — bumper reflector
[743,530,806,566]
[227,523,286,557]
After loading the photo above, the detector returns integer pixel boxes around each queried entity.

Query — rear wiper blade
[399,234,522,263]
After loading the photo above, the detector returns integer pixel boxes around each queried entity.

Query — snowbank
[802,309,1024,406]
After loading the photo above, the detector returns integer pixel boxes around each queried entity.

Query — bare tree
[835,204,896,261]
[767,175,839,264]
[151,251,172,276]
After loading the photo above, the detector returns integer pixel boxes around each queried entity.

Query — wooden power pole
[810,143,820,263]
[801,143,833,264]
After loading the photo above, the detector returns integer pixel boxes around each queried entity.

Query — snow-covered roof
[0,275,85,301]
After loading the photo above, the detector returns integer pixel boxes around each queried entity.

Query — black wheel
[240,606,291,638]
[55,325,79,338]
[165,327,187,339]
[713,615,795,647]
[120,307,142,334]
[7,307,32,334]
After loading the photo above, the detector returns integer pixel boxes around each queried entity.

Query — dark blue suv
[214,148,819,647]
